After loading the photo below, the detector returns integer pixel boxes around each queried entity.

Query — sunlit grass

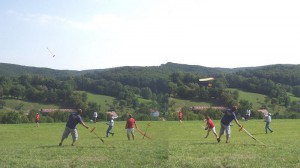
[0,119,299,167]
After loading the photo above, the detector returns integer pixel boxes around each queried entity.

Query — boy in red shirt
[204,116,218,140]
[179,109,183,124]
[35,113,40,127]
[125,114,137,141]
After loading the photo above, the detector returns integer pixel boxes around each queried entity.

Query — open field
[0,99,59,114]
[76,91,115,112]
[0,119,299,167]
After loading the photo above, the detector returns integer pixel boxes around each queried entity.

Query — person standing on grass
[106,116,115,137]
[59,109,89,146]
[245,109,251,121]
[93,111,98,123]
[204,116,218,139]
[265,113,273,134]
[125,114,137,141]
[35,113,40,127]
[179,109,183,124]
[217,106,242,143]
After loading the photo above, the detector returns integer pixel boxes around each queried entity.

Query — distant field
[169,97,215,111]
[0,99,59,114]
[227,88,267,110]
[76,91,115,111]
[77,91,151,112]
[287,92,300,102]
[1,119,299,167]
[169,88,267,111]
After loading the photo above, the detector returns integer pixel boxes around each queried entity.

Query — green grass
[169,97,215,112]
[287,92,300,102]
[169,88,269,112]
[1,120,299,167]
[76,91,115,111]
[0,99,59,114]
[227,88,267,110]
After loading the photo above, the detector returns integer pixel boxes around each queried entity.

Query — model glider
[90,127,104,143]
[143,122,151,139]
[47,47,55,57]
[199,77,215,82]
[239,126,265,145]
[136,127,152,140]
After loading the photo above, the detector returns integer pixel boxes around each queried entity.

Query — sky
[0,0,300,70]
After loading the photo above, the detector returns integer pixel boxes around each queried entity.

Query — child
[106,117,115,137]
[204,116,218,139]
[35,113,40,127]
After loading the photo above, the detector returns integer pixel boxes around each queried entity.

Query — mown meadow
[0,119,299,168]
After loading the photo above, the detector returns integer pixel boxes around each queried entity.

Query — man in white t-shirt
[93,112,98,123]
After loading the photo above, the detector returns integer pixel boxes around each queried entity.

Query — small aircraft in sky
[46,47,55,57]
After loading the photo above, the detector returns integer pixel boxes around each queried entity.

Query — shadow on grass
[251,133,266,135]
[191,142,218,145]
[191,142,267,147]
[38,144,115,149]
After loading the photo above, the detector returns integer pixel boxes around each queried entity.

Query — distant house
[149,110,160,117]
[191,106,226,111]
[40,109,78,113]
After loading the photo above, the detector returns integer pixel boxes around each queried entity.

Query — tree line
[1,64,300,123]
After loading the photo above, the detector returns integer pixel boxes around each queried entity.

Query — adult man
[245,109,251,121]
[93,112,98,123]
[265,113,273,133]
[217,106,242,143]
[59,109,89,146]
[125,114,137,141]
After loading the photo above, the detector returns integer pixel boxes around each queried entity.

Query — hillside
[0,62,237,78]
[1,62,300,120]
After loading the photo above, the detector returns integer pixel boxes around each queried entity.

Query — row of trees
[1,64,300,124]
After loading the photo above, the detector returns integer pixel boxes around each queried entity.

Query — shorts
[219,123,231,137]
[62,127,78,141]
[127,128,134,135]
[208,127,217,134]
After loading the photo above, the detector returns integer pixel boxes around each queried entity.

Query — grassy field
[76,91,115,112]
[227,88,267,110]
[0,119,299,167]
[0,99,59,114]
[169,88,268,112]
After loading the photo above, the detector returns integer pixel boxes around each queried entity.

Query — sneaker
[217,138,220,143]
[112,133,114,136]
[59,142,62,146]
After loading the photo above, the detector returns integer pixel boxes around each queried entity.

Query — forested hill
[0,62,299,84]
[236,64,300,86]
[160,62,238,74]
[0,63,84,77]
[0,62,238,78]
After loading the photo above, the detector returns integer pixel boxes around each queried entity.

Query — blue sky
[1,0,300,70]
